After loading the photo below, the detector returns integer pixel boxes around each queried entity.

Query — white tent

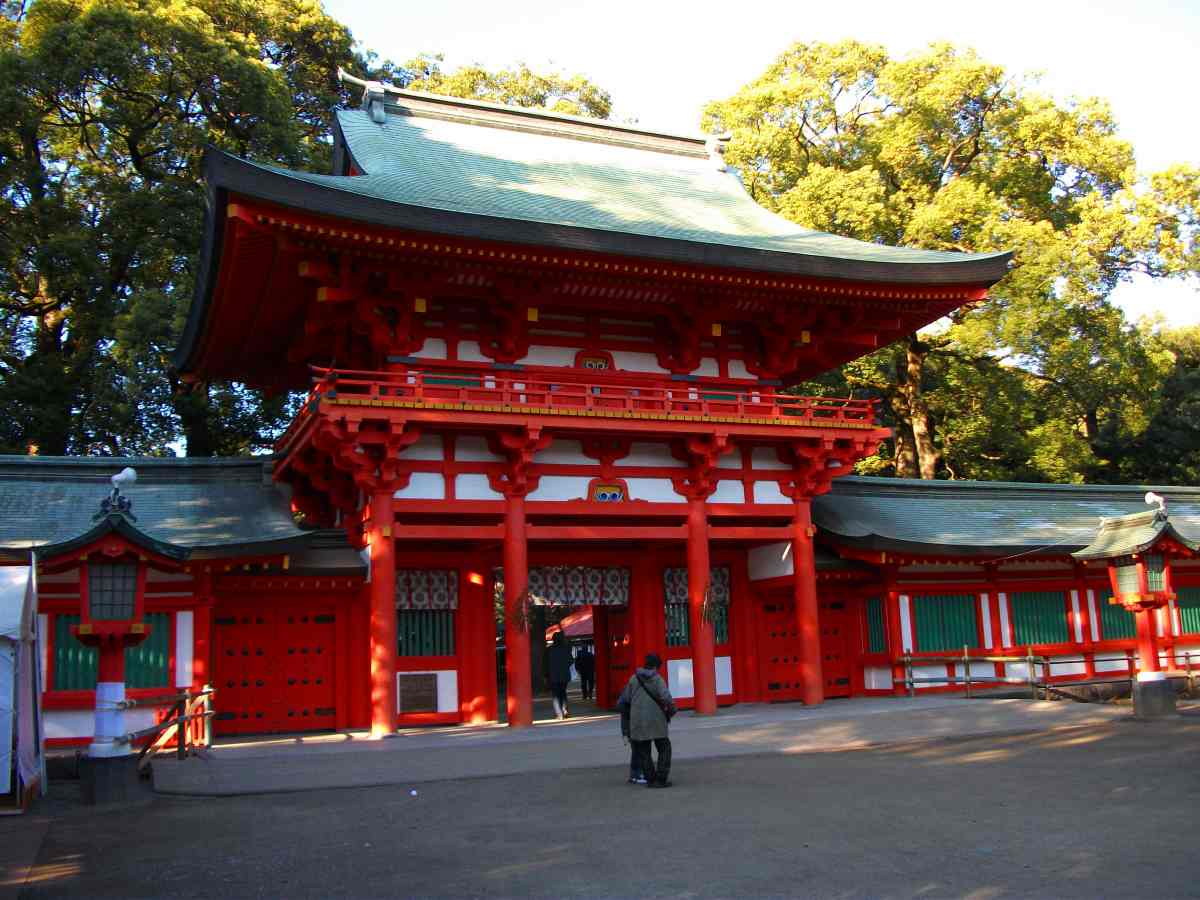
[0,561,43,811]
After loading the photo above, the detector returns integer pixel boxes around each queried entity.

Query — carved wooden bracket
[312,417,421,495]
[776,435,874,499]
[487,427,553,498]
[671,433,734,501]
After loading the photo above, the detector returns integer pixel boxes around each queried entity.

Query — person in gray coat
[617,653,677,788]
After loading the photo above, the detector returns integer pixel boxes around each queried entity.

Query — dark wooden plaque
[398,673,439,713]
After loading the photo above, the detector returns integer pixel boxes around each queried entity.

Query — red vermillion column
[793,498,824,706]
[368,489,397,737]
[1135,609,1161,676]
[687,496,717,716]
[504,493,533,727]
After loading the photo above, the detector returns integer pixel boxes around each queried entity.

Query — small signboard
[398,673,438,713]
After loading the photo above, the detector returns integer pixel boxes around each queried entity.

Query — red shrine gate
[173,83,1010,734]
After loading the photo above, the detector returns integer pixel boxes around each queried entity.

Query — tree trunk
[887,393,919,479]
[901,335,941,480]
[173,380,216,457]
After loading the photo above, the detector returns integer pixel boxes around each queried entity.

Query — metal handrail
[895,649,1200,699]
[134,685,215,770]
[275,365,878,452]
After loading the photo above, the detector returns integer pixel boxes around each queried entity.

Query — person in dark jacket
[546,632,573,719]
[617,653,677,788]
[574,646,596,700]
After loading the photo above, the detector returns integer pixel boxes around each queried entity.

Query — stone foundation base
[79,754,152,806]
[1132,677,1178,719]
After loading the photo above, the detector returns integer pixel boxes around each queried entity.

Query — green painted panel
[53,615,97,690]
[424,375,482,388]
[865,596,886,654]
[1096,589,1136,640]
[912,594,978,652]
[125,612,171,689]
[397,610,455,657]
[1177,588,1200,635]
[1010,592,1069,646]
[665,599,689,647]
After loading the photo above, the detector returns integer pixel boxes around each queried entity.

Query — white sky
[326,0,1200,327]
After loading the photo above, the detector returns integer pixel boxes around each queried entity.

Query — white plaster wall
[534,440,589,465]
[998,593,1012,647]
[45,708,157,741]
[411,338,448,360]
[695,357,720,377]
[624,478,680,503]
[748,542,793,581]
[516,345,578,367]
[457,340,488,363]
[1070,590,1083,643]
[753,481,790,504]
[455,474,503,501]
[1045,657,1087,678]
[728,359,752,380]
[611,351,670,374]
[400,434,445,460]
[707,480,745,504]
[394,472,446,500]
[667,659,693,699]
[175,611,194,688]
[911,665,948,689]
[1087,590,1101,642]
[619,443,686,468]
[716,452,742,469]
[526,476,590,501]
[980,594,993,648]
[750,447,791,470]
[1175,645,1200,668]
[1094,653,1131,673]
[898,595,913,652]
[455,436,503,461]
[864,666,892,691]
[716,656,733,695]
[396,671,458,714]
[1005,661,1038,681]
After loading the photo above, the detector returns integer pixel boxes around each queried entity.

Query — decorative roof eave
[31,511,191,566]
[186,533,316,561]
[822,532,1083,563]
[1071,509,1200,561]
[174,150,1012,373]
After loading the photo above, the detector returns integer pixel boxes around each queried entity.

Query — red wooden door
[757,593,804,702]
[601,605,634,708]
[819,599,852,698]
[213,603,337,735]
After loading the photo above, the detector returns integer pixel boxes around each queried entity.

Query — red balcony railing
[277,366,879,452]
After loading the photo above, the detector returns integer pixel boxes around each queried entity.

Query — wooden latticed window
[1096,589,1136,640]
[1114,559,1140,596]
[52,611,170,690]
[88,562,137,620]
[864,596,887,654]
[662,567,730,647]
[1009,592,1070,646]
[912,594,978,652]
[396,610,455,657]
[1144,554,1165,592]
[1178,587,1200,634]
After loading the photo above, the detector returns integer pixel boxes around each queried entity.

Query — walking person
[546,631,573,720]
[575,645,596,701]
[617,652,677,788]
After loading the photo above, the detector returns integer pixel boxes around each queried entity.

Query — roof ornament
[1145,491,1167,514]
[707,132,732,171]
[97,467,137,521]
[337,67,389,125]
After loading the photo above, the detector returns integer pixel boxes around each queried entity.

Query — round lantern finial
[1145,492,1167,515]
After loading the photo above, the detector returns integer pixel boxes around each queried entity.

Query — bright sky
[326,0,1199,327]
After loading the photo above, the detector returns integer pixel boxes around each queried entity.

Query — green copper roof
[1071,509,1200,561]
[0,457,312,558]
[326,102,1009,274]
[815,477,1200,556]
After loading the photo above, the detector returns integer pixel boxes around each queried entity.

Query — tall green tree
[705,41,1199,482]
[0,2,611,456]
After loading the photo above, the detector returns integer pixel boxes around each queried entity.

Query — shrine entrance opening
[495,564,632,720]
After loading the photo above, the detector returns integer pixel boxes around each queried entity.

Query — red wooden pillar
[883,567,906,697]
[192,570,213,690]
[503,494,533,728]
[792,499,824,706]
[687,497,717,716]
[368,489,397,737]
[1135,609,1161,675]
